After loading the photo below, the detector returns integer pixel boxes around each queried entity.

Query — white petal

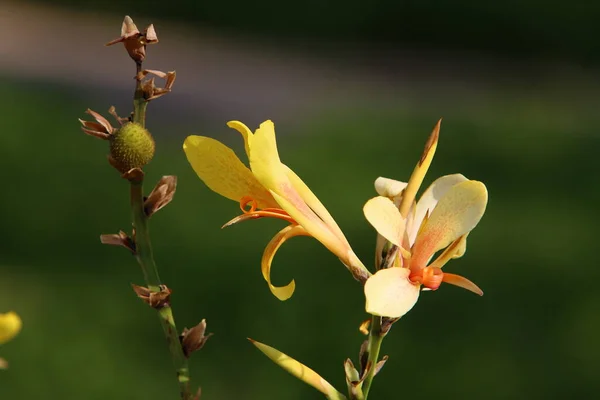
[364,268,420,318]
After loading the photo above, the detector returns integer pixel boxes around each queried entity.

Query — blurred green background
[1,1,599,399]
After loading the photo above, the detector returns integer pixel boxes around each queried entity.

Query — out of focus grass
[0,76,599,399]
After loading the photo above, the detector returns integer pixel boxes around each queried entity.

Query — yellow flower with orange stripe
[184,120,370,300]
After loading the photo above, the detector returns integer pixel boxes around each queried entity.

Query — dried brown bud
[137,69,176,101]
[132,284,172,309]
[79,108,116,140]
[100,230,135,253]
[374,355,388,376]
[180,319,212,358]
[0,358,8,370]
[144,176,177,217]
[106,16,158,63]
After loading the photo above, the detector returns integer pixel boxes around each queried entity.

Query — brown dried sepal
[119,167,145,183]
[381,316,400,335]
[79,108,116,140]
[137,69,176,101]
[106,16,158,63]
[180,319,212,358]
[132,284,172,309]
[144,176,177,217]
[100,230,135,253]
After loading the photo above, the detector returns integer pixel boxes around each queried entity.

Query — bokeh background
[1,0,599,398]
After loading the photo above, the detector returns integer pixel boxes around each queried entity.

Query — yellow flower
[0,311,22,345]
[363,121,488,318]
[184,120,370,300]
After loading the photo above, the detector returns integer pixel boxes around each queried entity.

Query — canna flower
[363,121,488,318]
[183,120,370,300]
[0,311,21,345]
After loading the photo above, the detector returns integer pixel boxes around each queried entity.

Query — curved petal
[227,120,253,158]
[411,180,488,271]
[365,267,420,318]
[270,191,346,262]
[284,165,350,247]
[363,196,405,248]
[427,234,468,270]
[442,273,483,296]
[261,225,311,300]
[249,339,346,399]
[0,311,22,345]
[183,135,278,209]
[374,177,408,198]
[409,174,468,246]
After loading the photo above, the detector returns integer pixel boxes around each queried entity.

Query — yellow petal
[262,225,310,300]
[249,339,347,400]
[183,135,278,209]
[398,119,441,217]
[0,311,22,345]
[247,120,289,191]
[374,177,408,199]
[364,268,420,318]
[411,180,488,270]
[226,120,253,158]
[427,234,468,270]
[284,164,350,247]
[270,191,346,263]
[363,196,405,248]
[409,174,468,246]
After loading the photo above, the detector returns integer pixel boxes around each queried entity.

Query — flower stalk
[360,315,384,399]
[129,56,193,400]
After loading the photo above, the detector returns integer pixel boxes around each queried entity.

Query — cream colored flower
[363,121,488,318]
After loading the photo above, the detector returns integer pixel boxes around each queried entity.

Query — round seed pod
[109,122,155,173]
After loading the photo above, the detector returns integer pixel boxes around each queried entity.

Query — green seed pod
[109,122,155,173]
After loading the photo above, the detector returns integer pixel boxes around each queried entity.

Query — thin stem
[129,61,193,400]
[361,315,385,399]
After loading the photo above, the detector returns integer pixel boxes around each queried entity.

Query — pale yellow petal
[411,180,488,270]
[409,174,468,246]
[363,196,405,248]
[227,120,253,157]
[183,135,278,209]
[250,339,347,400]
[427,234,468,270]
[261,225,310,300]
[374,177,408,198]
[284,164,349,247]
[0,311,22,345]
[364,267,420,318]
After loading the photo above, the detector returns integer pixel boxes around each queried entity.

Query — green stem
[361,315,385,399]
[129,62,193,400]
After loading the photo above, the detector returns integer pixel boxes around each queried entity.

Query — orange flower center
[409,266,444,290]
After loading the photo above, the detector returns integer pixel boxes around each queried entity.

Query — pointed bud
[249,339,345,399]
[144,176,177,217]
[132,284,172,309]
[109,122,155,173]
[180,320,212,358]
[100,230,136,253]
